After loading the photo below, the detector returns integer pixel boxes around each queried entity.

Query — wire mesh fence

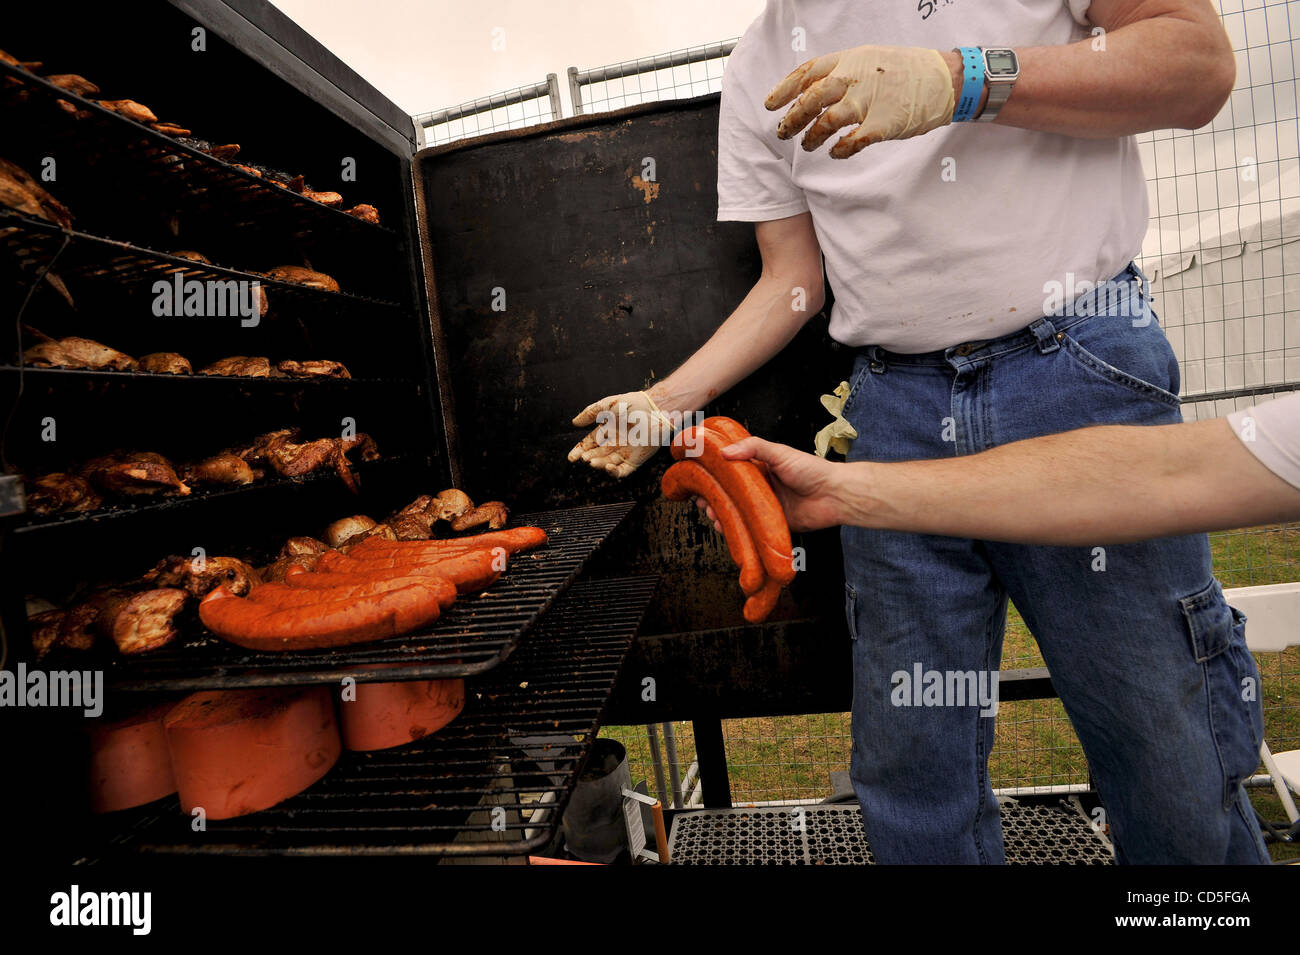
[599,0,1300,826]
[567,39,737,115]
[415,76,561,148]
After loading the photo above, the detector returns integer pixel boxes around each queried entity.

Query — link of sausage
[662,460,766,596]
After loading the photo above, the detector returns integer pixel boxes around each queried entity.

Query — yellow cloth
[814,381,858,458]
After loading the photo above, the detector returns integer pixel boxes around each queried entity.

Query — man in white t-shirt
[569,1,1265,864]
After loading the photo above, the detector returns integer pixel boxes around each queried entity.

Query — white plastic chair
[1224,582,1300,825]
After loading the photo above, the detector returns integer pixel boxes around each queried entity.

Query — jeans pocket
[844,581,859,642]
[1058,303,1182,410]
[1179,580,1265,806]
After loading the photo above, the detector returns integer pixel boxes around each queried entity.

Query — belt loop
[867,345,888,374]
[1029,317,1060,354]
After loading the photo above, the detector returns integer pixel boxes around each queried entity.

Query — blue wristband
[953,47,984,122]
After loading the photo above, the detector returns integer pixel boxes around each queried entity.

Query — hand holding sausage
[714,436,849,534]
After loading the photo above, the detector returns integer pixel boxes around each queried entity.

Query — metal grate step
[668,800,1114,865]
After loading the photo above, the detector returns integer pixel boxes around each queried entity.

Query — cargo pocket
[1179,579,1265,808]
[844,581,859,642]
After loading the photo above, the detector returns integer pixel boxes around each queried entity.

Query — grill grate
[667,800,1115,865]
[1,212,406,315]
[0,364,417,391]
[8,455,422,534]
[0,60,397,244]
[105,502,637,690]
[93,574,658,857]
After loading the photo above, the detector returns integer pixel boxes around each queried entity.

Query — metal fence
[415,75,561,148]
[567,39,737,116]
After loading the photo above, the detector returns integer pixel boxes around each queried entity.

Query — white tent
[1133,0,1300,416]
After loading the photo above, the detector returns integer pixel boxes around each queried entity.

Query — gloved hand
[765,45,956,158]
[568,391,675,479]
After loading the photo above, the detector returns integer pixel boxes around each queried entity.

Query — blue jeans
[839,263,1268,864]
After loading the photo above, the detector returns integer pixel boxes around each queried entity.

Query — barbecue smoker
[1,0,857,864]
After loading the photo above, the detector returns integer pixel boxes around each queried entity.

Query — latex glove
[568,391,675,479]
[765,45,956,158]
[814,381,858,458]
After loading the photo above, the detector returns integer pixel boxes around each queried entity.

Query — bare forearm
[649,273,821,415]
[941,1,1234,137]
[838,419,1300,545]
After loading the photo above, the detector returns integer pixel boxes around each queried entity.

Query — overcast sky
[268,0,765,116]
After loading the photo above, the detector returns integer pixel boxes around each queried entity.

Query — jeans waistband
[859,262,1147,368]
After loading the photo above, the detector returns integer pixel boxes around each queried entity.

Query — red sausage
[672,424,795,585]
[279,568,457,608]
[318,548,503,594]
[198,581,444,650]
[164,687,340,820]
[662,460,766,596]
[348,526,547,558]
[743,578,782,624]
[702,415,770,479]
[247,575,456,611]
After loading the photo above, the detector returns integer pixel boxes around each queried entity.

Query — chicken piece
[451,501,510,532]
[259,553,322,582]
[235,428,299,467]
[45,74,100,97]
[388,513,434,541]
[429,488,474,523]
[181,452,254,486]
[260,265,340,293]
[170,250,211,263]
[23,336,137,371]
[302,189,343,207]
[233,163,262,178]
[58,600,103,651]
[206,143,240,161]
[26,472,102,515]
[144,555,261,597]
[0,158,74,227]
[29,610,65,660]
[280,536,328,558]
[199,356,273,377]
[339,523,396,552]
[341,433,380,461]
[139,352,192,375]
[150,121,191,137]
[275,359,351,379]
[268,438,360,493]
[54,99,93,121]
[343,203,380,225]
[0,176,50,221]
[80,452,190,497]
[324,515,376,549]
[95,99,158,123]
[98,588,187,655]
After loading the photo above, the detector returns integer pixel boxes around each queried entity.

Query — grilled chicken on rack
[168,252,270,315]
[26,472,102,515]
[344,203,380,224]
[260,537,329,582]
[260,265,340,293]
[150,121,191,137]
[302,188,342,207]
[45,74,99,96]
[97,588,188,655]
[174,136,240,161]
[139,352,192,374]
[180,451,254,486]
[276,359,350,379]
[267,437,359,492]
[144,554,261,597]
[23,336,138,371]
[0,158,73,227]
[79,451,190,497]
[94,98,157,123]
[198,356,274,377]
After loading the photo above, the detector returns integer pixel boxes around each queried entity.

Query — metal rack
[92,575,658,858]
[105,502,636,690]
[0,59,397,245]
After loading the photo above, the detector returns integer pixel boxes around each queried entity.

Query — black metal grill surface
[106,501,636,690]
[93,574,658,857]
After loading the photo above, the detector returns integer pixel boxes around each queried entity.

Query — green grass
[602,524,1300,861]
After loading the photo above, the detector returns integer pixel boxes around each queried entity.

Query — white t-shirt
[717,0,1150,353]
[1229,392,1300,490]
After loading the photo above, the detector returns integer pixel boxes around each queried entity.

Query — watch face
[986,51,1016,74]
